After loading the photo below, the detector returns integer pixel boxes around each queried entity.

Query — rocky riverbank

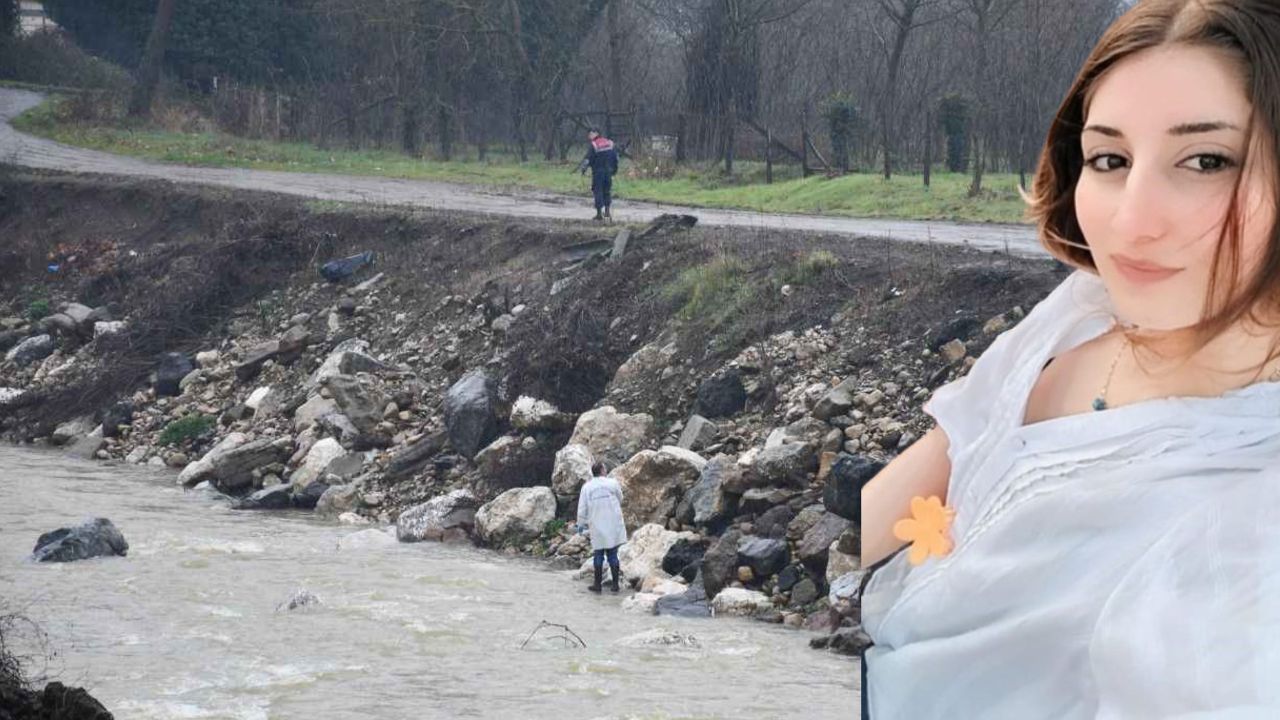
[0,170,1066,655]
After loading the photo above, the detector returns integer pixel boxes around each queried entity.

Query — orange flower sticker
[893,496,956,566]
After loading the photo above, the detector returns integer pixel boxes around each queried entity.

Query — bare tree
[129,0,177,117]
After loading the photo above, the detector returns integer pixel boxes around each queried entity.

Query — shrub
[158,414,215,446]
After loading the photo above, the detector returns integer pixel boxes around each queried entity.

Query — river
[1,446,858,719]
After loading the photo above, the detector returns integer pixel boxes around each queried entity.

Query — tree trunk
[607,0,624,122]
[129,0,177,118]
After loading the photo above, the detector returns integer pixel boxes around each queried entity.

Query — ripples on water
[1,446,857,719]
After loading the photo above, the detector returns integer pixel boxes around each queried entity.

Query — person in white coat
[576,461,627,593]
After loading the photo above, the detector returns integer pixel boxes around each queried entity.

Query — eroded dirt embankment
[0,169,1065,650]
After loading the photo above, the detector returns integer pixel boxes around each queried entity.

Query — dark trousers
[593,545,619,569]
[592,172,613,210]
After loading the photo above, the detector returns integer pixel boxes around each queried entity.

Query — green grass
[157,414,215,446]
[13,95,1031,224]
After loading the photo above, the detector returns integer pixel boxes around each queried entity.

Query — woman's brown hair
[1028,0,1280,356]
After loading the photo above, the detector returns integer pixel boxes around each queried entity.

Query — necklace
[1092,332,1130,412]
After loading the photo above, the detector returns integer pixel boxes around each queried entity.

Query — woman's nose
[1109,164,1174,243]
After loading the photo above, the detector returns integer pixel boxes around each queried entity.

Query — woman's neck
[1127,317,1280,392]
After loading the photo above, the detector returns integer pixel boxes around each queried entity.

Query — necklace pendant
[1092,397,1107,411]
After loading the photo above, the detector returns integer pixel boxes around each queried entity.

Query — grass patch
[13,95,1031,223]
[157,414,215,446]
[25,299,50,321]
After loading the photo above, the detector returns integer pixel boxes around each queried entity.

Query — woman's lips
[1110,254,1183,285]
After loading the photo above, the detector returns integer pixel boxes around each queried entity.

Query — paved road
[1,88,1044,256]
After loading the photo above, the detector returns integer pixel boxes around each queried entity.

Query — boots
[589,565,603,593]
[593,209,604,222]
[603,205,612,224]
[608,560,621,592]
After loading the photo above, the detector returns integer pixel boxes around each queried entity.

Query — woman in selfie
[859,1,1280,717]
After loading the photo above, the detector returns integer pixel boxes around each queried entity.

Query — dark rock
[755,505,795,539]
[291,481,330,509]
[156,352,195,397]
[6,334,54,367]
[825,454,884,521]
[235,341,280,381]
[209,438,291,495]
[654,574,711,618]
[736,536,790,579]
[337,297,357,315]
[277,325,310,363]
[929,313,981,351]
[776,565,802,592]
[443,370,499,458]
[675,457,737,532]
[220,403,253,425]
[474,434,558,494]
[700,529,741,600]
[694,368,747,419]
[1,681,117,720]
[0,328,24,352]
[810,626,873,656]
[32,518,128,562]
[790,577,819,605]
[98,401,134,439]
[661,538,708,582]
[739,487,798,515]
[812,379,857,421]
[232,484,293,511]
[385,432,447,479]
[799,512,855,571]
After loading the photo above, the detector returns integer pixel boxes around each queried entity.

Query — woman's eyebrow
[1081,121,1242,139]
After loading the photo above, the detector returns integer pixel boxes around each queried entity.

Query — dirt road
[0,88,1044,256]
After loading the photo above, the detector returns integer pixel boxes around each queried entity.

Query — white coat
[576,475,627,551]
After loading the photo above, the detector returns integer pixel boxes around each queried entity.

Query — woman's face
[1075,44,1276,330]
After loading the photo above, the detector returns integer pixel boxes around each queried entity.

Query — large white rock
[396,489,479,542]
[289,438,346,491]
[475,486,557,548]
[711,588,774,617]
[614,447,705,529]
[568,406,655,466]
[336,527,398,551]
[510,396,575,431]
[293,395,340,432]
[617,523,697,586]
[177,432,248,486]
[551,443,594,499]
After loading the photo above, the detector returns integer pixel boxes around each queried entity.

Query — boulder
[177,432,248,487]
[675,457,737,530]
[510,396,576,432]
[31,518,128,562]
[618,523,696,586]
[155,352,194,397]
[755,505,796,540]
[798,512,854,571]
[699,529,741,600]
[754,442,818,487]
[567,406,656,466]
[235,341,280,382]
[232,484,293,511]
[825,454,883,521]
[6,334,53,367]
[293,395,340,432]
[309,339,390,388]
[289,438,347,492]
[325,374,387,434]
[654,575,712,618]
[99,401,134,439]
[711,587,773,617]
[661,537,708,583]
[614,447,705,529]
[384,432,447,480]
[209,437,291,494]
[396,489,480,542]
[694,368,747,418]
[443,370,499,458]
[676,414,718,451]
[550,443,594,500]
[739,487,799,515]
[315,484,362,518]
[51,417,94,446]
[737,536,790,579]
[474,434,556,493]
[291,481,329,510]
[475,486,556,547]
[812,379,858,421]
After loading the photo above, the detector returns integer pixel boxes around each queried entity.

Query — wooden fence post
[765,127,773,184]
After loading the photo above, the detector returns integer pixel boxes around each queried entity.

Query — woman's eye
[1085,154,1127,172]
[1178,153,1236,173]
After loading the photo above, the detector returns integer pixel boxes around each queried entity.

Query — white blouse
[862,271,1280,719]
